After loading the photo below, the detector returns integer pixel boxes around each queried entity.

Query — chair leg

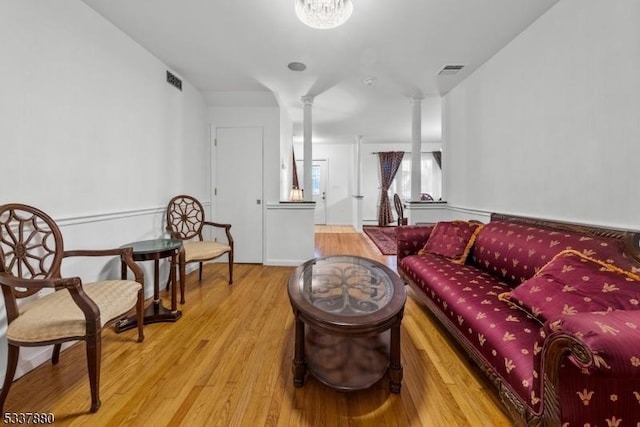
[0,344,19,413]
[179,254,186,305]
[198,262,203,281]
[136,288,144,343]
[228,252,234,285]
[52,343,62,364]
[86,334,102,413]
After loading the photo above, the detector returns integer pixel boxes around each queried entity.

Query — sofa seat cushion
[400,253,544,412]
[470,220,640,288]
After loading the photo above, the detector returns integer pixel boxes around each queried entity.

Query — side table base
[115,300,182,333]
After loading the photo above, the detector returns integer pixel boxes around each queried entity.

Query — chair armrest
[203,221,234,246]
[62,247,144,285]
[0,273,100,332]
[396,225,434,262]
[0,272,59,290]
[539,310,640,425]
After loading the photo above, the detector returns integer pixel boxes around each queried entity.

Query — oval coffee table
[288,255,406,393]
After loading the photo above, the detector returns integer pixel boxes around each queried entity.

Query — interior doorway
[213,126,263,263]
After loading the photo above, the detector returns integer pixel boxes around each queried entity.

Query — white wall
[443,0,640,230]
[1,1,209,382]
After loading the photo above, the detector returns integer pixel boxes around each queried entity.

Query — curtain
[377,151,405,226]
[292,149,299,189]
[432,151,442,169]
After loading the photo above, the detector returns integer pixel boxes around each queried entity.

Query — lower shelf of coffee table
[305,327,390,391]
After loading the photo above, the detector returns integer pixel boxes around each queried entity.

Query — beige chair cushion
[184,241,231,263]
[7,280,141,343]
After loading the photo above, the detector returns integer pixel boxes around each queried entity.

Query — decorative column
[410,97,422,201]
[353,135,364,232]
[302,95,314,202]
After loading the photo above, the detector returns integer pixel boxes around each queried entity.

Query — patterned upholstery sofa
[397,213,640,426]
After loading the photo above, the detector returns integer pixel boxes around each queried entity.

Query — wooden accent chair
[165,195,234,304]
[393,194,407,226]
[0,203,145,413]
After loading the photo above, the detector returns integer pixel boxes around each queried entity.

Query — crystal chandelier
[295,0,354,29]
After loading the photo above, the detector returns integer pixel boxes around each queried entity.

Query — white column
[353,135,364,232]
[410,97,422,201]
[355,135,363,196]
[301,95,314,202]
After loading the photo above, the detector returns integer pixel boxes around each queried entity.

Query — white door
[214,127,263,263]
[297,159,328,224]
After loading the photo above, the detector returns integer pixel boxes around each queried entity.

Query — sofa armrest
[396,225,434,263]
[543,310,640,376]
[539,310,640,425]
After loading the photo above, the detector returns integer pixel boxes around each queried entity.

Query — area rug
[363,226,397,255]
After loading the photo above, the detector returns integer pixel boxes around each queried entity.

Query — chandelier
[295,0,354,29]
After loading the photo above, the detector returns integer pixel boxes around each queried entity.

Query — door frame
[296,158,328,225]
[210,125,264,263]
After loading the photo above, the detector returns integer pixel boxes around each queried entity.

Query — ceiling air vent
[166,70,182,91]
[438,65,464,76]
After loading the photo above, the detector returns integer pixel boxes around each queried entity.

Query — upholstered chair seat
[8,280,141,343]
[184,241,232,263]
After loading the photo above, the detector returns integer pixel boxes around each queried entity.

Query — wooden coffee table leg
[389,321,402,393]
[293,316,306,387]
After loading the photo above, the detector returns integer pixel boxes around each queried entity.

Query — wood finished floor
[4,228,512,426]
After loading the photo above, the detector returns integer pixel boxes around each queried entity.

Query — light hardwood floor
[4,230,512,426]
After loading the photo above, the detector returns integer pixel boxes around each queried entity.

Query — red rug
[363,226,397,255]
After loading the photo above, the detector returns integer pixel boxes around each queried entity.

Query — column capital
[410,96,423,104]
[301,95,315,105]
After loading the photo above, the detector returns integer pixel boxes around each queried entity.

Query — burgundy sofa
[397,213,640,426]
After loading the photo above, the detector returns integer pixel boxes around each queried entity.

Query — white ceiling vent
[438,65,464,76]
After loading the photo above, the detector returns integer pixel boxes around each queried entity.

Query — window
[312,164,321,196]
[391,153,441,201]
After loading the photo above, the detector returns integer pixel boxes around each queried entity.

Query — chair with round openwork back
[165,195,234,304]
[0,203,145,413]
[393,193,407,226]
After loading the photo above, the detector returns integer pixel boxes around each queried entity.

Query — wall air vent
[438,65,464,76]
[166,70,182,91]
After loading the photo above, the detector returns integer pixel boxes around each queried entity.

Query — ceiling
[82,0,559,144]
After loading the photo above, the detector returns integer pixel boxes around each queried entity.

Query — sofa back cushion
[418,220,483,264]
[499,250,640,323]
[470,220,637,287]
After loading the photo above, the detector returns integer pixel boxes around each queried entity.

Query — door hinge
[214,188,217,196]
[214,138,217,147]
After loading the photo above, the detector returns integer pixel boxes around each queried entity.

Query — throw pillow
[418,220,484,264]
[499,249,640,323]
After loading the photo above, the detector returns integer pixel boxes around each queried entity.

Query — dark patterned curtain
[292,149,299,189]
[377,151,405,226]
[432,151,442,169]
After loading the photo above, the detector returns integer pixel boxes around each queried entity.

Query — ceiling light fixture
[288,62,307,72]
[295,0,354,30]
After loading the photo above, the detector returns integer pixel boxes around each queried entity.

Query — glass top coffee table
[287,255,406,393]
